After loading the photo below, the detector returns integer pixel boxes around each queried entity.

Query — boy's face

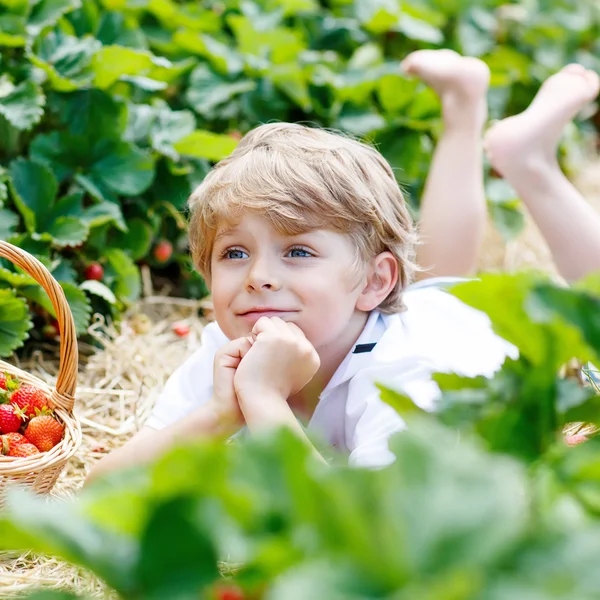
[210,213,369,349]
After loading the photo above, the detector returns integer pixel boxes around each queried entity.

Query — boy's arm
[85,398,238,485]
[234,317,327,464]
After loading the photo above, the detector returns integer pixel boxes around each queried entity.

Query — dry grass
[1,156,600,598]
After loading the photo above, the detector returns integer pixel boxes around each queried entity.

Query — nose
[244,256,281,292]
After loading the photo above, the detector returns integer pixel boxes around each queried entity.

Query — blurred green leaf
[0,288,32,355]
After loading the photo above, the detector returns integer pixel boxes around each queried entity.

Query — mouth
[237,309,299,321]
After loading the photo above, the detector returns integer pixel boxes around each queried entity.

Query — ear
[356,251,398,312]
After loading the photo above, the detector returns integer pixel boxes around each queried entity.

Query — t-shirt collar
[321,310,391,395]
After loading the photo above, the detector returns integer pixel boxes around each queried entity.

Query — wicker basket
[0,241,82,506]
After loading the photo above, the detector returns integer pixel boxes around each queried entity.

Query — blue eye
[288,247,312,258]
[225,249,248,259]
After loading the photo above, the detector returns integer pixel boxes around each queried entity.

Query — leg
[485,65,600,283]
[402,50,490,279]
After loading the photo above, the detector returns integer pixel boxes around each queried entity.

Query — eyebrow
[214,226,239,243]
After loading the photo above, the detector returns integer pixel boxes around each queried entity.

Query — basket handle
[0,241,78,412]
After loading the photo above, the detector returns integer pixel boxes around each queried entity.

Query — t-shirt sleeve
[346,359,437,468]
[144,322,228,430]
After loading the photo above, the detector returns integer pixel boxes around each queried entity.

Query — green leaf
[0,489,138,594]
[135,498,219,597]
[90,143,155,196]
[173,30,243,75]
[80,280,117,305]
[27,0,82,35]
[0,209,19,240]
[30,31,99,91]
[112,217,153,261]
[149,102,196,159]
[529,284,600,358]
[8,158,57,232]
[0,79,46,131]
[0,15,27,47]
[55,88,126,138]
[336,105,385,136]
[378,74,418,115]
[81,200,126,231]
[105,248,141,304]
[42,216,90,248]
[0,288,32,356]
[173,130,238,161]
[92,45,159,89]
[185,64,256,120]
[377,383,427,417]
[451,274,592,369]
[0,265,37,287]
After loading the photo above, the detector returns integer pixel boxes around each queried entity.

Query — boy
[88,119,515,482]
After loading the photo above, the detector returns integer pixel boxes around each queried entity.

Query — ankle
[442,97,487,132]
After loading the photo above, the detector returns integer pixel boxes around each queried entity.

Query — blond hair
[188,122,417,313]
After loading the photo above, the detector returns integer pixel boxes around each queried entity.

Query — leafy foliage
[0,0,599,354]
[0,273,599,598]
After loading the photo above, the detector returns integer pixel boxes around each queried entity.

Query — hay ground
[1,158,600,598]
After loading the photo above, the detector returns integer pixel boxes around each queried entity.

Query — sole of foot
[485,64,600,178]
[401,49,490,102]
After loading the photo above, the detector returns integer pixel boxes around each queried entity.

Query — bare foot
[485,64,600,178]
[401,49,490,127]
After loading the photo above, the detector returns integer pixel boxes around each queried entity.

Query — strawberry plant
[0,272,600,598]
[0,0,599,357]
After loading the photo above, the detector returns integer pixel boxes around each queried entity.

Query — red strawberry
[25,415,64,452]
[1,432,28,454]
[9,443,40,458]
[213,584,245,600]
[172,322,190,337]
[0,404,22,434]
[0,372,20,393]
[11,385,49,419]
[85,262,104,281]
[153,240,173,263]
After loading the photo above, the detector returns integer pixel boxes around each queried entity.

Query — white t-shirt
[146,281,517,467]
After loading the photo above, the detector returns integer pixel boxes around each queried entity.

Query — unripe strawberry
[153,240,173,263]
[42,323,60,339]
[85,262,104,281]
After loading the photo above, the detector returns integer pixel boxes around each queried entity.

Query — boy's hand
[210,336,253,426]
[233,317,320,402]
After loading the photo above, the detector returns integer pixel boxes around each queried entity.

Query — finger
[251,316,279,336]
[284,321,308,339]
[222,336,254,361]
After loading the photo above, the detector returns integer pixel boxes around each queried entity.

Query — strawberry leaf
[0,209,19,241]
[29,31,99,91]
[89,143,155,196]
[105,248,141,304]
[0,288,32,357]
[8,158,57,232]
[0,79,46,131]
[80,280,117,305]
[173,129,238,161]
[35,216,90,248]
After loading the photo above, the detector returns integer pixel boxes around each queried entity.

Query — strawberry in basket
[25,411,65,452]
[10,385,49,419]
[1,432,28,454]
[0,404,22,434]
